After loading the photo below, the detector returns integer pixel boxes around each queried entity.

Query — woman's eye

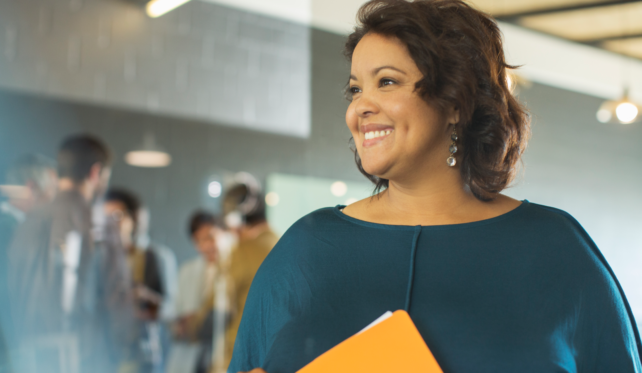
[380,78,396,87]
[345,86,361,101]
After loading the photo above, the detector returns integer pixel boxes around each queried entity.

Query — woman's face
[346,33,456,183]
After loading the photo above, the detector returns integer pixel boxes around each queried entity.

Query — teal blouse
[229,201,642,373]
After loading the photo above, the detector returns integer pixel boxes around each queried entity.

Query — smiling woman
[228,1,642,373]
[344,0,529,201]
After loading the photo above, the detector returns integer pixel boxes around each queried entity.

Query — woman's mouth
[363,129,393,147]
[365,130,392,140]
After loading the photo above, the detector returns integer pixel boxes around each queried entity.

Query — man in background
[223,176,279,369]
[0,153,57,367]
[8,134,132,373]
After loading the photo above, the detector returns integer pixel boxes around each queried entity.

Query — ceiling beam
[495,0,642,22]
[582,33,642,45]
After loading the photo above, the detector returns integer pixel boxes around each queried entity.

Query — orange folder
[297,310,443,372]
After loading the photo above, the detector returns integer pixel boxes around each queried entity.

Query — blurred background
[1,0,642,372]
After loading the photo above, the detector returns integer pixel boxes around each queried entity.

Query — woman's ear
[447,106,460,126]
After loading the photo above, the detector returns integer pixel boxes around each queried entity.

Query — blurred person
[167,211,234,373]
[0,153,57,241]
[90,202,138,373]
[136,207,179,323]
[231,1,641,372]
[136,207,179,372]
[0,154,57,352]
[104,188,168,373]
[7,134,132,373]
[222,175,278,369]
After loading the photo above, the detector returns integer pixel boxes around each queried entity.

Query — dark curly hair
[345,0,530,201]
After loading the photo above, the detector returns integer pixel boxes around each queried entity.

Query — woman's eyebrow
[349,66,406,82]
[373,65,406,75]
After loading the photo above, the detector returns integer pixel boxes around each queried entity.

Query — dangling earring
[447,127,457,167]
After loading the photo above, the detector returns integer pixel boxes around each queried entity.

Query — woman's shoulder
[511,201,602,258]
[279,206,350,242]
[244,207,351,302]
[517,201,616,279]
[259,207,344,260]
[518,201,592,239]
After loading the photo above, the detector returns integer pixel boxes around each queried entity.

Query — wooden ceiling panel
[467,0,606,17]
[518,2,642,41]
[603,37,642,59]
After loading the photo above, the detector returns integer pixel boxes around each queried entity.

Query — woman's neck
[379,174,483,225]
[344,170,520,226]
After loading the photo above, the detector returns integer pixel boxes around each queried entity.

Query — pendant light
[125,132,172,168]
[596,88,641,125]
[596,9,641,125]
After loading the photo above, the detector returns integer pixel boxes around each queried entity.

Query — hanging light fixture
[596,88,641,125]
[596,9,641,125]
[125,132,172,168]
[146,0,191,18]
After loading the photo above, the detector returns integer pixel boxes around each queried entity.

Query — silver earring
[447,128,457,167]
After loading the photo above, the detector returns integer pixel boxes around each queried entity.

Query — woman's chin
[361,162,391,180]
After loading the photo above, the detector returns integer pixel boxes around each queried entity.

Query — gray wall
[0,0,311,137]
[0,27,355,265]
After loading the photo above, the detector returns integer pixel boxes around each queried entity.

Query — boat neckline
[332,200,530,231]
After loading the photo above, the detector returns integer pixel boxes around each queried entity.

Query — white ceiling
[519,2,642,42]
[199,0,364,33]
[199,0,313,26]
[468,0,606,17]
[198,0,642,102]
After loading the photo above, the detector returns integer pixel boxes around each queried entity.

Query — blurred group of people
[0,134,277,373]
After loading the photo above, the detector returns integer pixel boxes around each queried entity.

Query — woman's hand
[239,369,267,373]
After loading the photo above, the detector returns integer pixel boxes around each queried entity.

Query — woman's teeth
[365,130,392,140]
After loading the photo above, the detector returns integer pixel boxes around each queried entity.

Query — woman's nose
[354,91,379,118]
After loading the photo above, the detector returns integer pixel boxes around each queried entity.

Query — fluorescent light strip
[146,0,191,18]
